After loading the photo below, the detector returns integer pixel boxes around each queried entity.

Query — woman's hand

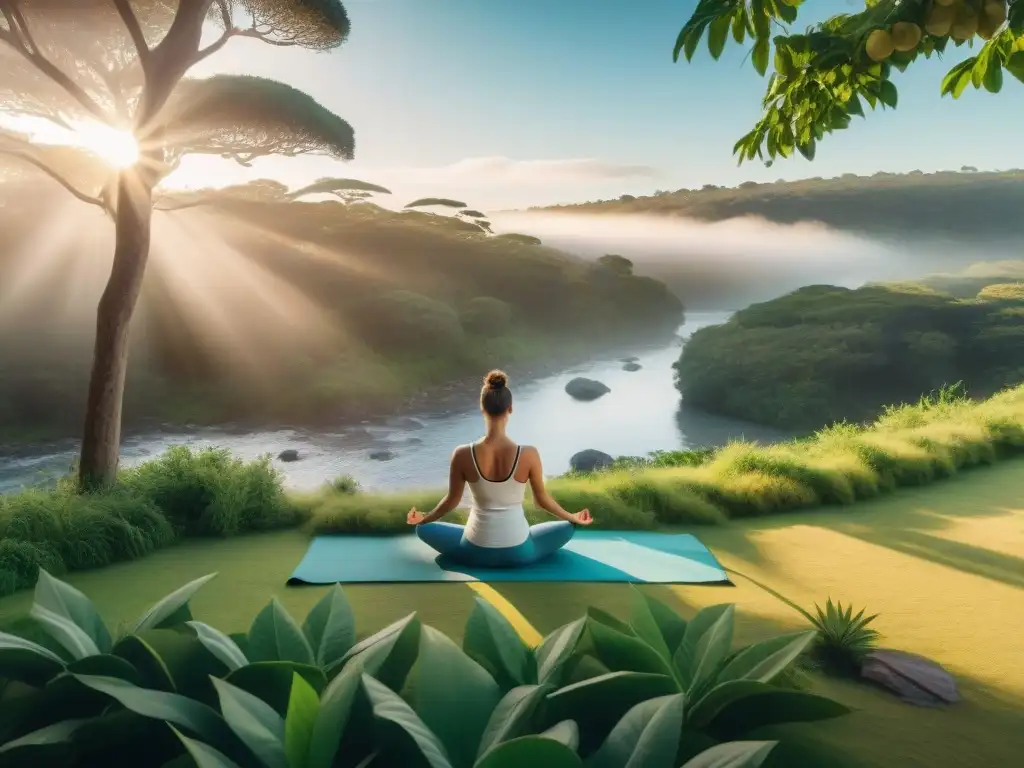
[571,509,593,526]
[407,507,426,525]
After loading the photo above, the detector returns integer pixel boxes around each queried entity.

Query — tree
[0,1,356,488]
[674,0,1021,164]
[403,197,493,233]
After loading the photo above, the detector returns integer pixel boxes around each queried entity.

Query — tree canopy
[675,0,1022,163]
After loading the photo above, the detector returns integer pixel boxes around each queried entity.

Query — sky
[9,0,1024,210]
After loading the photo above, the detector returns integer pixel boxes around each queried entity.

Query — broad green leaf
[415,625,501,768]
[681,740,777,768]
[627,589,677,663]
[134,574,218,634]
[1006,51,1024,84]
[226,662,326,718]
[0,630,67,685]
[752,37,770,76]
[476,684,552,762]
[0,718,88,754]
[113,634,177,692]
[586,694,684,768]
[539,720,579,751]
[361,674,453,768]
[249,599,315,666]
[708,15,732,59]
[68,653,141,684]
[189,621,249,672]
[587,618,677,679]
[534,618,585,685]
[301,585,356,668]
[335,612,421,692]
[33,570,111,653]
[716,631,815,685]
[586,607,634,635]
[306,664,362,768]
[171,725,244,768]
[878,80,897,108]
[984,59,1003,93]
[698,687,851,741]
[212,677,288,768]
[475,736,583,768]
[464,597,531,688]
[29,604,100,661]
[285,672,320,768]
[674,604,734,690]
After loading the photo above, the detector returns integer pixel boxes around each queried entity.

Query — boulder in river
[622,362,642,372]
[565,377,611,401]
[369,450,396,462]
[860,649,960,707]
[277,449,300,463]
[570,449,615,473]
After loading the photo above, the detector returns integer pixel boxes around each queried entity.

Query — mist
[491,210,1019,310]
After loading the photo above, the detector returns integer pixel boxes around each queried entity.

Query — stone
[369,450,396,462]
[565,377,611,401]
[277,449,300,462]
[622,362,642,372]
[860,649,960,707]
[570,449,615,473]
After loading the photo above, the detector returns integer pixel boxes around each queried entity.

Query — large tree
[0,0,355,488]
[674,0,1021,163]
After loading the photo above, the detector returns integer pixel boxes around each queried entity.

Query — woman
[407,369,593,567]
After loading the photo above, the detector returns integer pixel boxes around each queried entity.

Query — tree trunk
[78,176,154,490]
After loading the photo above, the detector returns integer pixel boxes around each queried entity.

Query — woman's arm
[526,448,592,525]
[409,448,467,525]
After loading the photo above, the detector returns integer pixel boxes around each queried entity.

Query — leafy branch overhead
[674,0,1022,164]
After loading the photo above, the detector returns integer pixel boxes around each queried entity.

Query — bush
[305,383,1024,533]
[359,289,465,352]
[459,296,513,337]
[0,570,847,767]
[977,282,1024,302]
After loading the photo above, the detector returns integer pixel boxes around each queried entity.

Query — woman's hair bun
[485,369,508,390]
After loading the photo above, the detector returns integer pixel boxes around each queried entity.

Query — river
[0,312,790,495]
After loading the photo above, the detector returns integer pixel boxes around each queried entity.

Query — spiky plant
[806,598,881,675]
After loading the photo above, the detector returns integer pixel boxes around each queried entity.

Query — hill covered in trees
[0,188,682,444]
[543,169,1024,240]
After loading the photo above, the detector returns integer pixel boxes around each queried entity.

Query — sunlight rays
[0,115,140,170]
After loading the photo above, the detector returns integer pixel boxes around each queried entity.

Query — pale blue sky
[176,0,1018,209]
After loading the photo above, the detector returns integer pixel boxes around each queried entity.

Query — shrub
[459,296,513,337]
[800,599,881,677]
[0,571,845,767]
[977,282,1024,302]
[358,289,465,352]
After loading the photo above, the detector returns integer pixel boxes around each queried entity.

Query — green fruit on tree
[891,21,923,51]
[951,4,979,39]
[984,0,1008,25]
[866,28,895,61]
[925,5,956,36]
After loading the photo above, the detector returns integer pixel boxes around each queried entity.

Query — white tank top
[463,443,530,548]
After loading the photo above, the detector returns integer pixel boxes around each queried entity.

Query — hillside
[543,169,1024,239]
[0,188,682,442]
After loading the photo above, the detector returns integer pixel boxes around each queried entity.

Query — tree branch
[193,28,234,66]
[0,147,107,210]
[113,0,151,65]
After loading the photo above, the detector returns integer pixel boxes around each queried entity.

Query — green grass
[2,460,1021,768]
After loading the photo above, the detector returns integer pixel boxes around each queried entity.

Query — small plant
[803,598,880,675]
[325,474,360,495]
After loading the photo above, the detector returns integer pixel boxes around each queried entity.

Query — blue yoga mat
[287,531,730,585]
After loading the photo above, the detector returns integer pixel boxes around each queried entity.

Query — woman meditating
[407,369,593,567]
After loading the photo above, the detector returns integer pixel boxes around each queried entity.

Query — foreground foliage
[0,572,849,766]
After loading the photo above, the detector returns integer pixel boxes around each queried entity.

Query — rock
[277,449,300,463]
[369,450,396,462]
[565,377,611,401]
[570,449,615,473]
[860,649,960,706]
[622,362,642,372]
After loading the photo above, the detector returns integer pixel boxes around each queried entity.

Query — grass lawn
[2,461,1022,767]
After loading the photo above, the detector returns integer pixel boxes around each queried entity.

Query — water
[0,312,790,495]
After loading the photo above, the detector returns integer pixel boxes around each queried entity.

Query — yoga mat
[287,530,730,585]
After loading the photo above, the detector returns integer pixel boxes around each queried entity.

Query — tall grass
[305,383,1024,534]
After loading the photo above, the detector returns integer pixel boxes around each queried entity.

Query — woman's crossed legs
[416,520,574,568]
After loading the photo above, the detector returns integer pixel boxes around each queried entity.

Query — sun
[71,121,140,169]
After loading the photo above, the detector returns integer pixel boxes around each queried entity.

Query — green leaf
[476,684,552,762]
[587,618,677,680]
[464,597,531,688]
[716,632,815,685]
[628,589,681,662]
[29,604,100,661]
[878,80,898,108]
[539,720,579,751]
[301,585,356,668]
[752,37,770,76]
[189,621,249,672]
[1006,51,1024,84]
[212,677,288,768]
[361,674,453,768]
[708,15,732,59]
[697,687,851,741]
[33,570,111,654]
[475,736,583,768]
[134,574,218,634]
[414,625,501,768]
[170,725,244,768]
[0,630,67,685]
[587,608,634,636]
[674,604,735,693]
[586,694,684,768]
[335,612,421,692]
[226,662,326,718]
[534,618,586,686]
[984,59,1003,93]
[67,653,141,684]
[112,634,177,692]
[0,718,88,754]
[796,138,816,161]
[681,740,777,768]
[71,674,233,746]
[249,599,315,666]
[306,665,362,768]
[285,672,320,768]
